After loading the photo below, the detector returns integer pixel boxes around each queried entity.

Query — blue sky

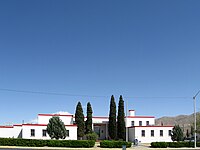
[0,0,200,125]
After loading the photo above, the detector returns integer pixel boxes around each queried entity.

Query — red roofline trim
[22,124,77,127]
[14,124,22,127]
[38,114,73,117]
[128,125,174,128]
[0,126,13,128]
[126,116,155,118]
[92,117,109,119]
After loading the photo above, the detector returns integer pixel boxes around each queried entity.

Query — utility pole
[193,90,200,148]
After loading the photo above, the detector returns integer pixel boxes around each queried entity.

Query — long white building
[0,109,173,143]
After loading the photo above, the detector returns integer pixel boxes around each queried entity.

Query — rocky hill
[155,112,200,133]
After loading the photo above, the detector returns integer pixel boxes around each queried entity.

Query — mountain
[155,112,200,133]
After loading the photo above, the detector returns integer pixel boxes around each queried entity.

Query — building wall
[128,127,135,142]
[0,126,14,138]
[13,125,23,138]
[126,117,155,127]
[22,124,77,140]
[129,126,173,143]
[38,114,73,125]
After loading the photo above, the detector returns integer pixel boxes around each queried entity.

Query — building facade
[0,109,173,143]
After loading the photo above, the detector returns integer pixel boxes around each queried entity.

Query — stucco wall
[129,126,173,143]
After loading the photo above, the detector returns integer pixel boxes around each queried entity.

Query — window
[31,129,35,137]
[151,130,154,137]
[66,130,69,137]
[141,130,145,137]
[131,121,134,126]
[146,121,149,126]
[139,121,142,126]
[42,129,47,137]
[160,130,163,136]
[168,130,172,136]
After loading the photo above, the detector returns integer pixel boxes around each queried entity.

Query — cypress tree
[47,116,67,140]
[171,125,184,141]
[117,95,126,140]
[85,102,93,134]
[75,101,85,139]
[108,95,117,139]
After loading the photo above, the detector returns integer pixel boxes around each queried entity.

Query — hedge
[100,140,132,148]
[151,141,198,148]
[0,138,95,148]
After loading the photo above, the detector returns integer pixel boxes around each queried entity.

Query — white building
[0,109,173,143]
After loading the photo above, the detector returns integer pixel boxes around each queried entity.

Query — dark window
[42,130,47,137]
[139,121,142,126]
[151,130,154,137]
[146,121,149,126]
[160,130,163,136]
[131,121,134,126]
[66,130,69,137]
[31,129,35,137]
[168,130,172,136]
[141,130,145,137]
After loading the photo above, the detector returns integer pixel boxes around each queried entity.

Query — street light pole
[193,90,200,148]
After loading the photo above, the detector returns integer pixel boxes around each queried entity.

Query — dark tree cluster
[108,95,126,140]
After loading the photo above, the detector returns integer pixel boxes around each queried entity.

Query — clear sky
[0,0,200,125]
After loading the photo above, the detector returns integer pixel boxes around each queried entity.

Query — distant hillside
[155,112,200,132]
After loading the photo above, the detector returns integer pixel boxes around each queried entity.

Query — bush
[151,141,197,148]
[0,138,95,148]
[100,140,131,148]
[85,132,98,141]
[151,142,168,148]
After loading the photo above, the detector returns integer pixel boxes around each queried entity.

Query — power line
[0,88,192,99]
[0,88,108,98]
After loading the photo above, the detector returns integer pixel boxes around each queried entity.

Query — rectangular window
[66,130,69,137]
[146,121,149,126]
[160,130,163,137]
[31,129,35,137]
[168,130,172,136]
[141,130,145,137]
[139,121,142,126]
[131,121,134,126]
[151,130,154,137]
[42,129,47,137]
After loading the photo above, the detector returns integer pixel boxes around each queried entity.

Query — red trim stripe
[38,114,73,117]
[126,116,155,118]
[128,125,174,128]
[0,126,13,128]
[22,124,77,127]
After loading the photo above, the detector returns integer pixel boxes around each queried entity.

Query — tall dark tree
[171,125,184,141]
[117,95,126,140]
[85,102,93,134]
[186,129,189,138]
[108,95,117,139]
[47,116,67,140]
[191,125,194,137]
[75,101,85,139]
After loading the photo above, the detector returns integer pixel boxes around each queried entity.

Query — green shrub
[151,142,168,148]
[85,132,98,141]
[151,141,197,148]
[0,138,95,148]
[100,140,131,148]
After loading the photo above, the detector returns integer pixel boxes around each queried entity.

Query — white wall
[0,127,14,138]
[126,117,155,127]
[22,124,77,140]
[38,115,73,125]
[13,125,23,138]
[129,126,173,143]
